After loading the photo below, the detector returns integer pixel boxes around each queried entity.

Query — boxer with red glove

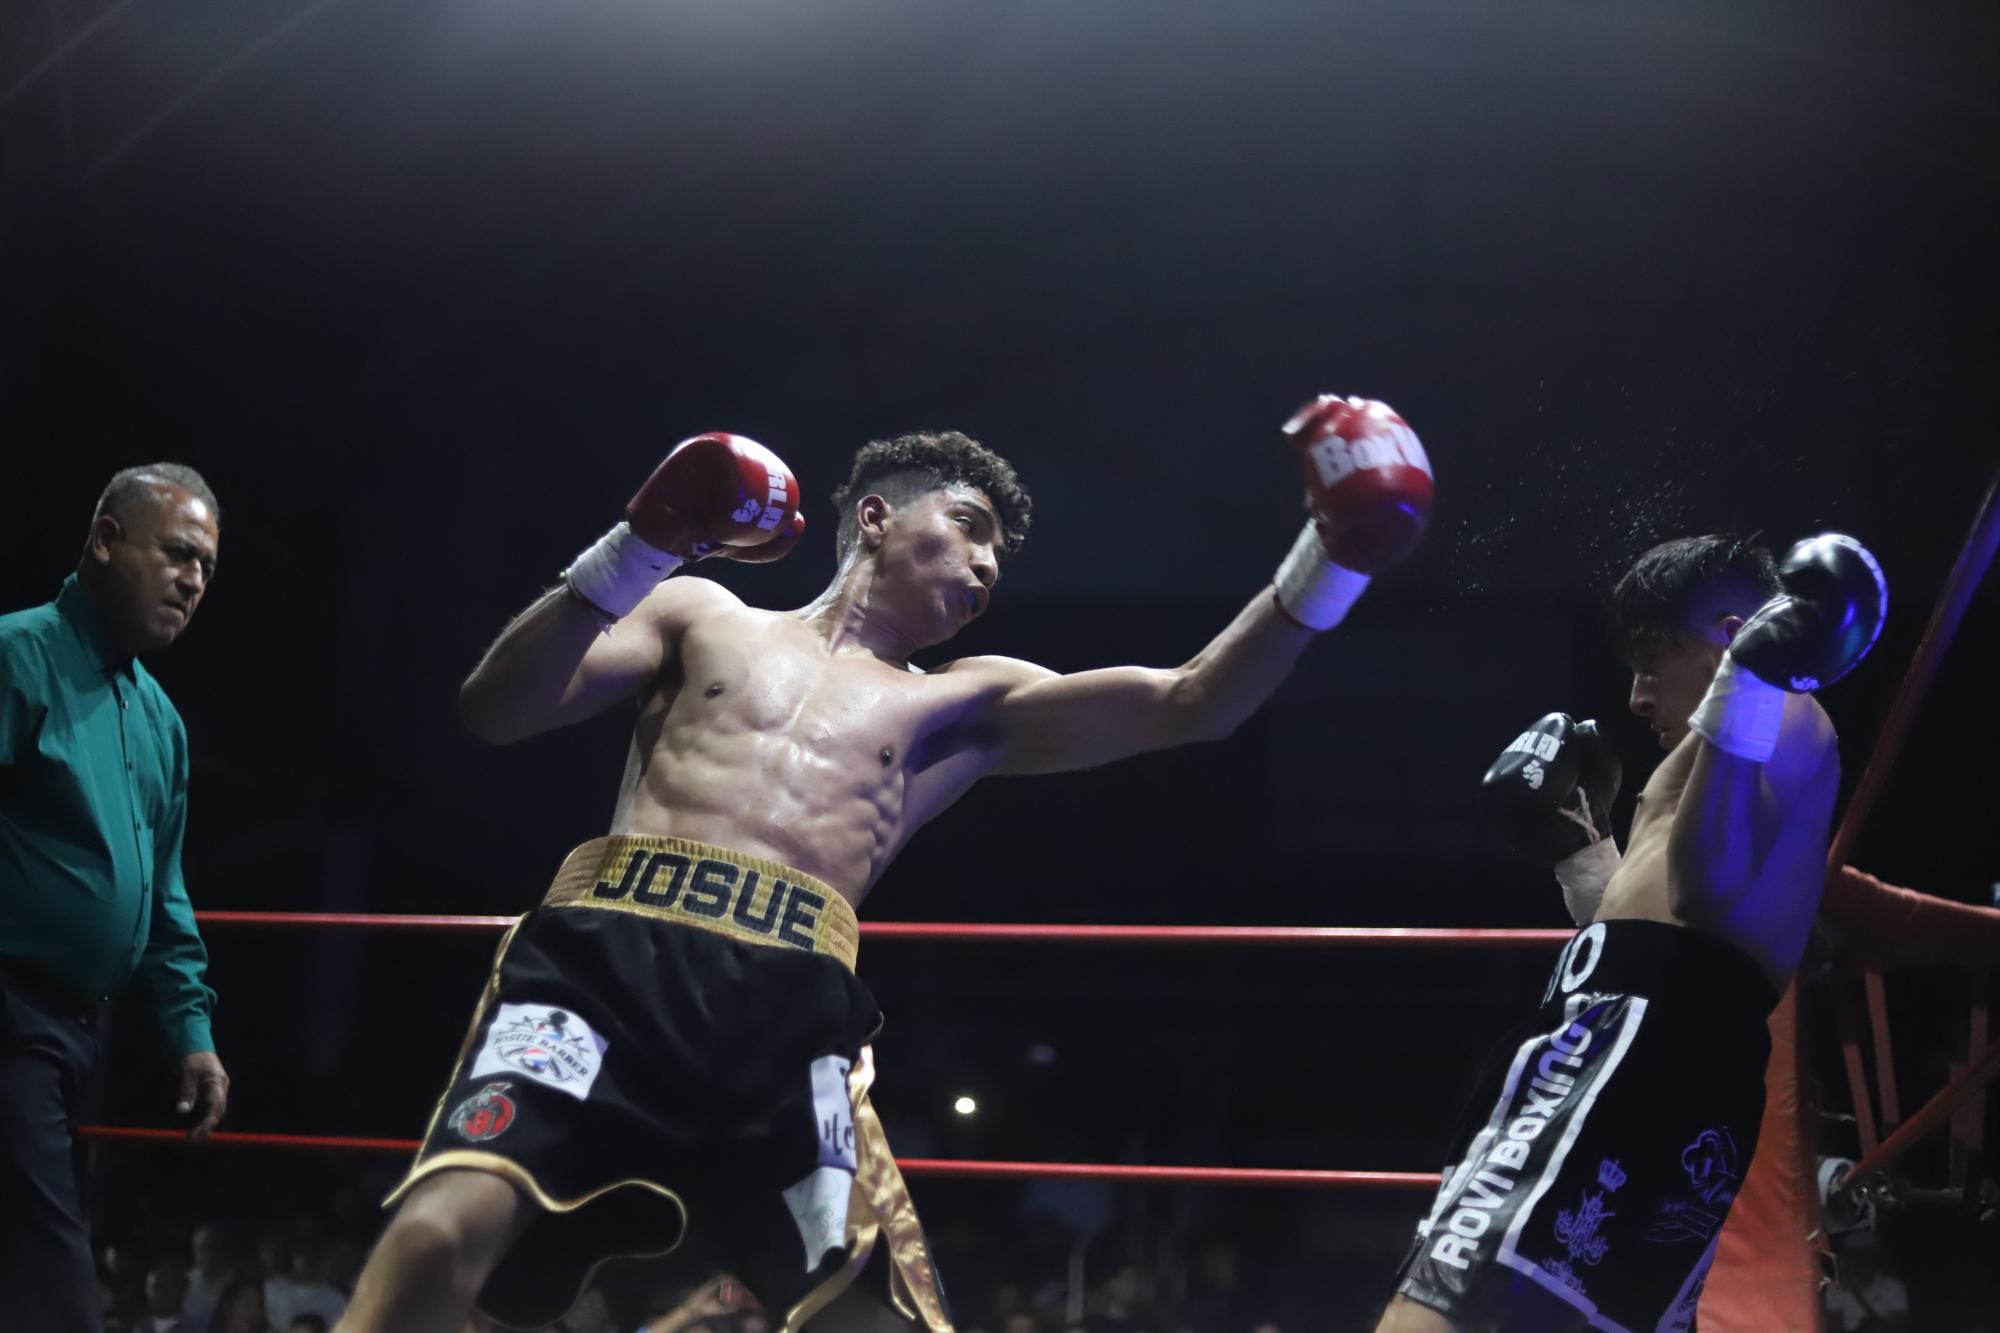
[564,432,805,620]
[354,410,1436,1333]
[1274,394,1434,629]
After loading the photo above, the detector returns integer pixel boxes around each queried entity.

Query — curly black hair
[1609,534,1781,656]
[829,430,1032,560]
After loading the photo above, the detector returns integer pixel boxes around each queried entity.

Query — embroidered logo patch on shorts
[469,1002,609,1101]
[448,1082,517,1142]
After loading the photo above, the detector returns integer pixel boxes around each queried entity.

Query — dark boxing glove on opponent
[1689,532,1888,762]
[564,433,804,620]
[1480,712,1623,924]
[1272,394,1435,630]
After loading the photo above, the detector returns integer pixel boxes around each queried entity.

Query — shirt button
[127,761,136,771]
[121,698,130,710]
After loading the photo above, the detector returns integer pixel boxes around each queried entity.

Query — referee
[1,464,232,1333]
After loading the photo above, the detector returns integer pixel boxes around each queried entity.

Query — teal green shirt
[0,574,214,1054]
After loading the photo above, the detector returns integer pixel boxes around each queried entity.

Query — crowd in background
[87,1155,1956,1333]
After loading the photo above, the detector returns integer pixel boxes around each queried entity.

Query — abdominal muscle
[600,626,958,906]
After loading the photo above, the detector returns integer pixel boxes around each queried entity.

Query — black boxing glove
[1690,532,1889,761]
[1479,712,1623,923]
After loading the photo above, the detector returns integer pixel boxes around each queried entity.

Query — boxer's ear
[857,494,891,550]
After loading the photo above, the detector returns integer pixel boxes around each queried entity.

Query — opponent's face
[84,485,219,656]
[1624,619,1734,750]
[870,484,1003,645]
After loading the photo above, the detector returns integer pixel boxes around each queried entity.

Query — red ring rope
[73,1126,1440,1189]
[191,912,1571,946]
[86,915,1562,1183]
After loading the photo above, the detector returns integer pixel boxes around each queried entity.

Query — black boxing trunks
[385,836,950,1333]
[1391,920,1779,1333]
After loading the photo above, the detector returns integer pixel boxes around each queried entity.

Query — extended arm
[984,394,1436,775]
[980,584,1316,775]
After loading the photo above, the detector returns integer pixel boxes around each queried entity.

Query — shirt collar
[55,573,137,681]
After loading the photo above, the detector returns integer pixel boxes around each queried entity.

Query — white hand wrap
[1554,837,1621,926]
[1687,654,1785,763]
[563,521,684,620]
[1273,523,1370,631]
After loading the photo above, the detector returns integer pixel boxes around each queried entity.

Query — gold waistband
[543,836,859,972]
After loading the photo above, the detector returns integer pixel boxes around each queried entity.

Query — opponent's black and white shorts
[387,836,949,1333]
[1391,920,1779,1333]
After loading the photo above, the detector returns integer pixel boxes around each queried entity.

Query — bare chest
[1627,740,1698,851]
[654,617,979,767]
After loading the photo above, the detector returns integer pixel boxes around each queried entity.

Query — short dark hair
[829,431,1032,560]
[96,463,220,526]
[1610,534,1781,655]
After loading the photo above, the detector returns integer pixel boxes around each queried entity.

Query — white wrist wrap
[1687,654,1785,762]
[1554,838,1622,926]
[1273,523,1370,631]
[563,521,683,620]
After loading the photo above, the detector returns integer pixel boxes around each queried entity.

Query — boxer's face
[1624,615,1739,750]
[869,484,1003,646]
[85,484,219,656]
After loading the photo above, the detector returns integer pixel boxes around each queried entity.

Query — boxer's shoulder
[630,571,749,632]
[924,653,1053,692]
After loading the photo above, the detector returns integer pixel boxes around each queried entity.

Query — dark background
[4,0,1996,1325]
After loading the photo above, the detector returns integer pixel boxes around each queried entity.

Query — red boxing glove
[564,433,802,620]
[727,511,807,566]
[627,433,801,559]
[1282,395,1434,574]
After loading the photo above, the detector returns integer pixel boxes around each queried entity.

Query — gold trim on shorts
[544,835,859,971]
[778,1047,954,1333]
[386,1150,688,1332]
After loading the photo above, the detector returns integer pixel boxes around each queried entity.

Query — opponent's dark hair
[1609,534,1781,655]
[829,431,1032,560]
[95,462,221,526]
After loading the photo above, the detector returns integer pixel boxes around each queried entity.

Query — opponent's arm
[979,395,1434,775]
[457,433,804,744]
[1667,533,1884,924]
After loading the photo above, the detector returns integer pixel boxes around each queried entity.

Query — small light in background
[1026,1043,1057,1066]
[953,1095,978,1116]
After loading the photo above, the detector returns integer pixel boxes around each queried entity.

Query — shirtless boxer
[339,397,1435,1333]
[1378,532,1887,1333]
